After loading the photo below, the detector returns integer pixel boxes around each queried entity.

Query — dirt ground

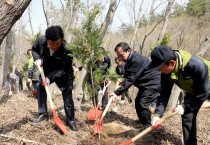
[0,89,210,145]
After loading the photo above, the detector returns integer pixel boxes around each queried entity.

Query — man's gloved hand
[35,59,42,66]
[151,114,161,128]
[42,77,50,86]
[173,105,184,115]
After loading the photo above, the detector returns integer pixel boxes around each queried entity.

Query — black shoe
[68,124,78,131]
[33,113,49,123]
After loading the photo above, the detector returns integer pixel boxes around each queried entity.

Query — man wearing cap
[32,25,77,131]
[149,46,210,145]
[110,42,160,130]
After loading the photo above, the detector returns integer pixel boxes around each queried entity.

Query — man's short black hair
[45,25,64,41]
[114,42,131,52]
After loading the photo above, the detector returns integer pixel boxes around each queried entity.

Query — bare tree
[66,0,80,42]
[0,0,32,46]
[0,30,13,90]
[130,0,145,48]
[28,3,34,36]
[100,0,119,40]
[139,0,165,53]
[42,0,50,27]
[157,0,175,44]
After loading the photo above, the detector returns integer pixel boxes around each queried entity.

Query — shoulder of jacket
[37,35,47,44]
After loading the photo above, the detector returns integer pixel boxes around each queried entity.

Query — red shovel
[119,105,184,145]
[88,81,111,120]
[94,81,120,134]
[37,64,67,134]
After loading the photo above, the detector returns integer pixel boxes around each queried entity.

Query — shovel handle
[37,64,55,109]
[99,81,118,120]
[119,110,180,145]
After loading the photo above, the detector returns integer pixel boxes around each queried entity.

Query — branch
[0,134,47,145]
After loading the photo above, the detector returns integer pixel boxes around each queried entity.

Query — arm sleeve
[155,74,174,116]
[32,36,43,61]
[114,59,147,96]
[190,57,209,100]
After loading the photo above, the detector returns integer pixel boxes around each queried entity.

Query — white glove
[151,114,160,126]
[42,77,50,86]
[173,105,184,115]
[45,77,50,86]
[35,59,42,66]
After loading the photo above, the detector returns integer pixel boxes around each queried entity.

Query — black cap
[148,46,175,70]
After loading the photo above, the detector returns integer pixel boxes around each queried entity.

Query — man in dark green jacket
[149,46,210,145]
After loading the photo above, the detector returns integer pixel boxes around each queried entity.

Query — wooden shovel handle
[100,81,119,118]
[131,110,179,143]
[37,64,55,109]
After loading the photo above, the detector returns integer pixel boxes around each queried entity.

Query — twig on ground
[0,134,47,145]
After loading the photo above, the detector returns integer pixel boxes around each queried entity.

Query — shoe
[66,121,78,131]
[33,113,49,123]
[68,124,78,131]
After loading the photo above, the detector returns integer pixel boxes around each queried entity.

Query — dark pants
[37,78,76,126]
[32,80,38,92]
[19,78,23,91]
[182,94,205,145]
[135,88,159,127]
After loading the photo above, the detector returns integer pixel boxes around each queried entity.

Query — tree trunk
[42,0,50,27]
[0,0,32,46]
[100,0,118,40]
[130,0,144,49]
[0,44,5,90]
[66,0,80,42]
[195,37,210,59]
[157,0,175,44]
[73,68,87,111]
[28,3,34,36]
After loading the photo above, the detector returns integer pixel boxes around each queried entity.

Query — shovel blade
[118,139,133,145]
[88,108,103,120]
[52,109,68,134]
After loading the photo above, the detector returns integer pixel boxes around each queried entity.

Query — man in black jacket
[32,25,77,131]
[110,42,160,129]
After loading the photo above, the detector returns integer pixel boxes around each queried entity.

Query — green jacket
[28,56,34,69]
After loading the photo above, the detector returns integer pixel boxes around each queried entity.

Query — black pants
[182,94,205,145]
[37,78,76,126]
[135,88,159,127]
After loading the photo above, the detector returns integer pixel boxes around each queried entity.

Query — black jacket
[114,50,160,96]
[116,63,125,76]
[32,36,74,83]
